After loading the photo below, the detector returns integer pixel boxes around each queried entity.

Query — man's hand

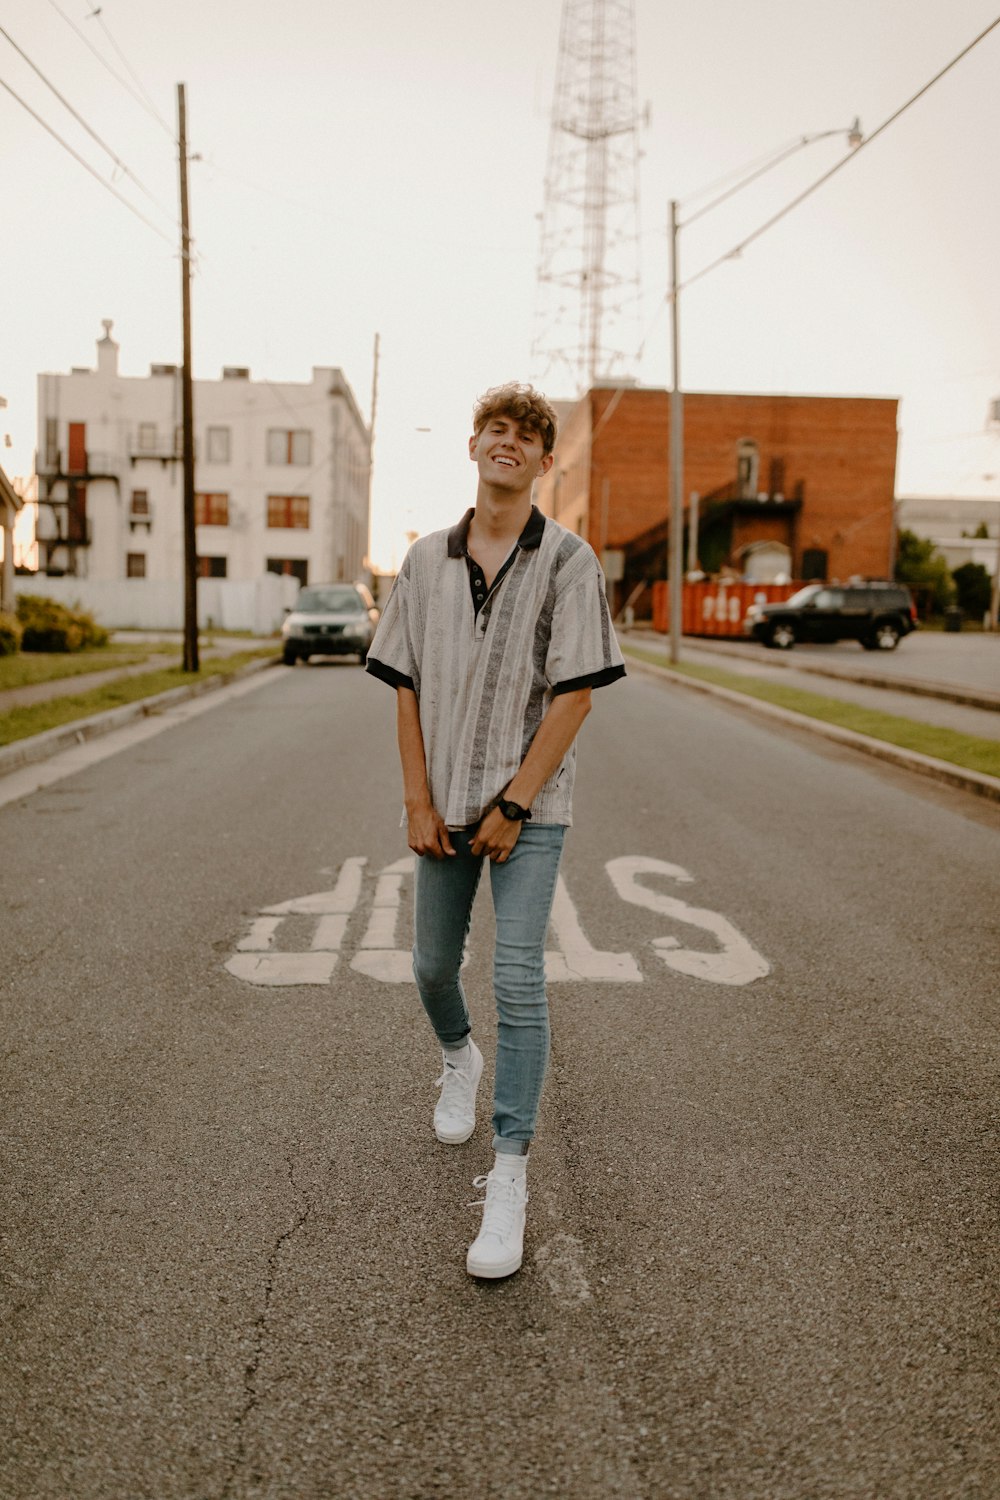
[406,801,456,859]
[471,807,522,863]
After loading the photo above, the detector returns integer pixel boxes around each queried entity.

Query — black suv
[745,582,917,651]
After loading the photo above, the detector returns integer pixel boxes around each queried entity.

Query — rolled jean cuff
[493,1136,531,1156]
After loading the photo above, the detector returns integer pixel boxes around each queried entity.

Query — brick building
[535,387,899,616]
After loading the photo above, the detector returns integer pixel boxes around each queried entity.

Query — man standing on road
[366,383,625,1279]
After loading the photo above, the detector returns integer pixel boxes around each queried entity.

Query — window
[267,494,310,529]
[206,426,231,463]
[137,422,157,452]
[267,429,312,466]
[736,438,760,499]
[130,490,150,516]
[266,557,309,586]
[197,556,228,578]
[195,492,230,526]
[126,553,146,578]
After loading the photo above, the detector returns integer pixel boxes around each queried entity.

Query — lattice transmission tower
[532,0,643,394]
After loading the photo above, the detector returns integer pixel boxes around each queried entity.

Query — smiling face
[468,414,554,494]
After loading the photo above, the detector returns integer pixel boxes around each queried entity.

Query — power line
[0,22,177,228]
[91,7,174,140]
[680,14,1000,296]
[44,0,174,142]
[0,73,176,248]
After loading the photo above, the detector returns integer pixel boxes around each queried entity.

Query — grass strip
[623,646,1000,780]
[0,642,177,691]
[0,649,277,746]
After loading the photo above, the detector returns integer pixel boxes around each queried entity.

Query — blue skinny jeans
[412,824,566,1155]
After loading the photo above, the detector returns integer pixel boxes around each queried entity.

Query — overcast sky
[2,0,999,567]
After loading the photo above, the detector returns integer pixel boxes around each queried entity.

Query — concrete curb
[0,655,280,778]
[623,649,1000,806]
[626,632,1000,714]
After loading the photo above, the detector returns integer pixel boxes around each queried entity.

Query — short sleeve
[545,551,626,695]
[366,566,416,692]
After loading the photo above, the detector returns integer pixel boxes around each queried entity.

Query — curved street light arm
[680,14,1000,296]
[681,127,859,230]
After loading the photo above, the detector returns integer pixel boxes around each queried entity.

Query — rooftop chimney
[97,318,119,377]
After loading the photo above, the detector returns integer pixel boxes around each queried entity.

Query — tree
[951,561,992,619]
[894,528,954,613]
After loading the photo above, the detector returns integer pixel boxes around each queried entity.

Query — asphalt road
[2,661,997,1499]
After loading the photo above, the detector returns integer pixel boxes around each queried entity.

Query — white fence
[13,573,300,634]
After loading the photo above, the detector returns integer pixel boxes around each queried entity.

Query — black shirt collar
[447,504,546,558]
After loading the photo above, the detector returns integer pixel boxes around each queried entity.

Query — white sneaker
[433,1040,483,1144]
[466,1169,528,1279]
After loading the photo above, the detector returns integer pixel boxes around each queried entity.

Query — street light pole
[668,199,683,665]
[665,122,862,666]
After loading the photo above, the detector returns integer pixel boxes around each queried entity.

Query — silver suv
[281,583,380,665]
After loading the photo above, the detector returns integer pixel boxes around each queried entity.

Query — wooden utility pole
[177,83,198,672]
[364,333,379,575]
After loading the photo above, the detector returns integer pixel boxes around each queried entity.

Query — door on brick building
[67,423,86,474]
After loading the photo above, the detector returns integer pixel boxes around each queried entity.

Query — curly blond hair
[472,383,558,455]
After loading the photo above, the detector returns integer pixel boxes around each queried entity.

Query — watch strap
[498,797,532,822]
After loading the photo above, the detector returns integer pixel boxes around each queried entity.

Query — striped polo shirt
[366,505,626,827]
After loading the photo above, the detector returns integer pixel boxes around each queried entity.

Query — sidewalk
[626,631,1000,741]
[638,629,1000,712]
[0,634,276,714]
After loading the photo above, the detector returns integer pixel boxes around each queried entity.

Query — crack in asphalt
[220,1156,313,1499]
[5,925,70,982]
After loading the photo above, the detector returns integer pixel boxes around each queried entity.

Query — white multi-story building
[897,496,999,578]
[35,322,371,589]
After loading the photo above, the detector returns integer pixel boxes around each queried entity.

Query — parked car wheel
[869,621,901,650]
[769,622,797,650]
[282,645,298,665]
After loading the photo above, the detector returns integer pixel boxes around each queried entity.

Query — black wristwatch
[498,797,532,822]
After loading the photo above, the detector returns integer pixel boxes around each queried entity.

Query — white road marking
[606,855,771,987]
[226,853,771,990]
[351,855,416,982]
[236,916,283,952]
[534,1232,592,1304]
[350,950,416,984]
[225,951,341,986]
[312,914,349,950]
[226,856,366,987]
[262,856,366,916]
[544,875,642,982]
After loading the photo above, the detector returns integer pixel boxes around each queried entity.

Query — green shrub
[951,561,992,620]
[895,528,954,613]
[0,611,22,655]
[15,594,109,653]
